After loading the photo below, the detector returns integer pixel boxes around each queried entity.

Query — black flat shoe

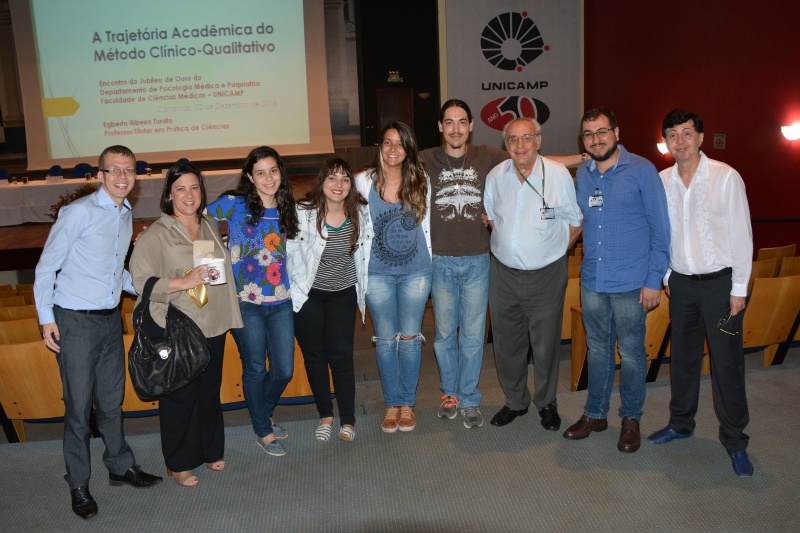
[490,406,529,426]
[539,404,561,431]
[109,465,163,488]
[70,485,98,519]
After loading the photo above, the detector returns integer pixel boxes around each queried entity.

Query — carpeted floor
[2,309,799,532]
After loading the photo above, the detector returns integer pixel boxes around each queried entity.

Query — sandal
[206,460,226,471]
[167,469,198,487]
[315,422,333,442]
[338,425,355,442]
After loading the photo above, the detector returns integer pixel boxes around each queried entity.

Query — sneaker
[271,420,288,439]
[398,406,416,432]
[461,406,484,429]
[381,407,400,433]
[437,395,459,419]
[256,437,286,457]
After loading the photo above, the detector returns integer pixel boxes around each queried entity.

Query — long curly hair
[370,122,428,224]
[235,146,298,239]
[297,157,367,254]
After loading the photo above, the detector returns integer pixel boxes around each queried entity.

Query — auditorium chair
[70,162,94,179]
[0,340,65,442]
[756,244,796,275]
[0,305,39,321]
[0,318,42,344]
[743,275,800,366]
[778,256,800,277]
[748,258,778,294]
[0,296,26,307]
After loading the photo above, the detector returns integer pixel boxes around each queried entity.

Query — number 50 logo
[480,96,551,131]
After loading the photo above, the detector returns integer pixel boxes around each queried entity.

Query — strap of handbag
[132,277,160,327]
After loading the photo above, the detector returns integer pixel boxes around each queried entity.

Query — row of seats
[0,157,191,181]
[0,283,35,306]
[568,243,800,391]
[0,293,320,442]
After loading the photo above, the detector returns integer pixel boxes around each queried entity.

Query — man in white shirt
[647,109,754,477]
[483,118,582,430]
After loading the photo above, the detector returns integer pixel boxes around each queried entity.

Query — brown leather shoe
[618,417,641,453]
[562,415,608,439]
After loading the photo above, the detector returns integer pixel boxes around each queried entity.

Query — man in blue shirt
[34,145,161,520]
[563,108,670,453]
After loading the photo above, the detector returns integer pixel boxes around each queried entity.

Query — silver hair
[502,117,542,141]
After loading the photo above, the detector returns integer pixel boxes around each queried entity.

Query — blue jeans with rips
[581,286,647,420]
[431,253,489,408]
[231,299,294,438]
[366,271,432,407]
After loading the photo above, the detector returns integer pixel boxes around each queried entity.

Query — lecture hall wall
[583,0,800,252]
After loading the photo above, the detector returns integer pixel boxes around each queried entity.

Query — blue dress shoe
[730,450,753,477]
[646,426,693,445]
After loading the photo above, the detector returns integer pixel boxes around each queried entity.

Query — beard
[589,137,618,162]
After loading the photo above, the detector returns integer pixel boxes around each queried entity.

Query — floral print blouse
[206,195,290,306]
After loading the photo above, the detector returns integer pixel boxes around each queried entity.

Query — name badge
[589,195,603,208]
[540,207,555,220]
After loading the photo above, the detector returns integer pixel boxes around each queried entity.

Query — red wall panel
[583,1,800,250]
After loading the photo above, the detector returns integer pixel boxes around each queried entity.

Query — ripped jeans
[366,271,432,406]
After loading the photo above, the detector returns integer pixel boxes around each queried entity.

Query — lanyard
[515,156,547,208]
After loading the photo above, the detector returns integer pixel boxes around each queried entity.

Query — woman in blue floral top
[207,146,299,457]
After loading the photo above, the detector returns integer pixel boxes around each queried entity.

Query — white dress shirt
[484,156,582,270]
[660,152,753,296]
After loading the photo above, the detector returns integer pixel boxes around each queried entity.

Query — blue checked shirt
[576,145,670,293]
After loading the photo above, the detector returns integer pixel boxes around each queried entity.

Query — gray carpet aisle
[2,341,799,533]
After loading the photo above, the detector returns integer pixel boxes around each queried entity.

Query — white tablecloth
[0,170,240,226]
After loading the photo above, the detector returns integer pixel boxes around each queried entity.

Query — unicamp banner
[444,1,581,155]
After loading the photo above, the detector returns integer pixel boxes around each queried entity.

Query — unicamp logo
[480,11,548,72]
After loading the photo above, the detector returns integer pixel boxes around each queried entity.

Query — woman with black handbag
[130,163,242,487]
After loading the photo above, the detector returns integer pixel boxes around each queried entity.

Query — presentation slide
[10,0,333,170]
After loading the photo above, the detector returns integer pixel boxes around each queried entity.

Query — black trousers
[668,272,749,453]
[294,286,357,425]
[159,333,226,471]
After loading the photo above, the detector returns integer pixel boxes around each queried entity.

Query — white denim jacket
[286,203,373,322]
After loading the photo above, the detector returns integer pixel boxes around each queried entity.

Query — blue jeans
[231,300,294,438]
[366,271,432,406]
[431,253,489,407]
[581,287,647,420]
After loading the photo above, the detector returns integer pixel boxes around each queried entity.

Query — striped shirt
[312,219,358,291]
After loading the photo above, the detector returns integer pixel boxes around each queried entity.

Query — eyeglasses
[100,168,136,177]
[505,133,539,145]
[718,308,739,336]
[581,128,613,141]
[665,128,698,142]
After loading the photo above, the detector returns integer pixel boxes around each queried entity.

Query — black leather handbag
[128,277,210,400]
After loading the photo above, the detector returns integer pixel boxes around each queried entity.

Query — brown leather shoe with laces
[618,417,641,453]
[562,415,608,439]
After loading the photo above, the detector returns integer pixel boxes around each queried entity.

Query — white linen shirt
[660,152,753,296]
[484,156,582,270]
